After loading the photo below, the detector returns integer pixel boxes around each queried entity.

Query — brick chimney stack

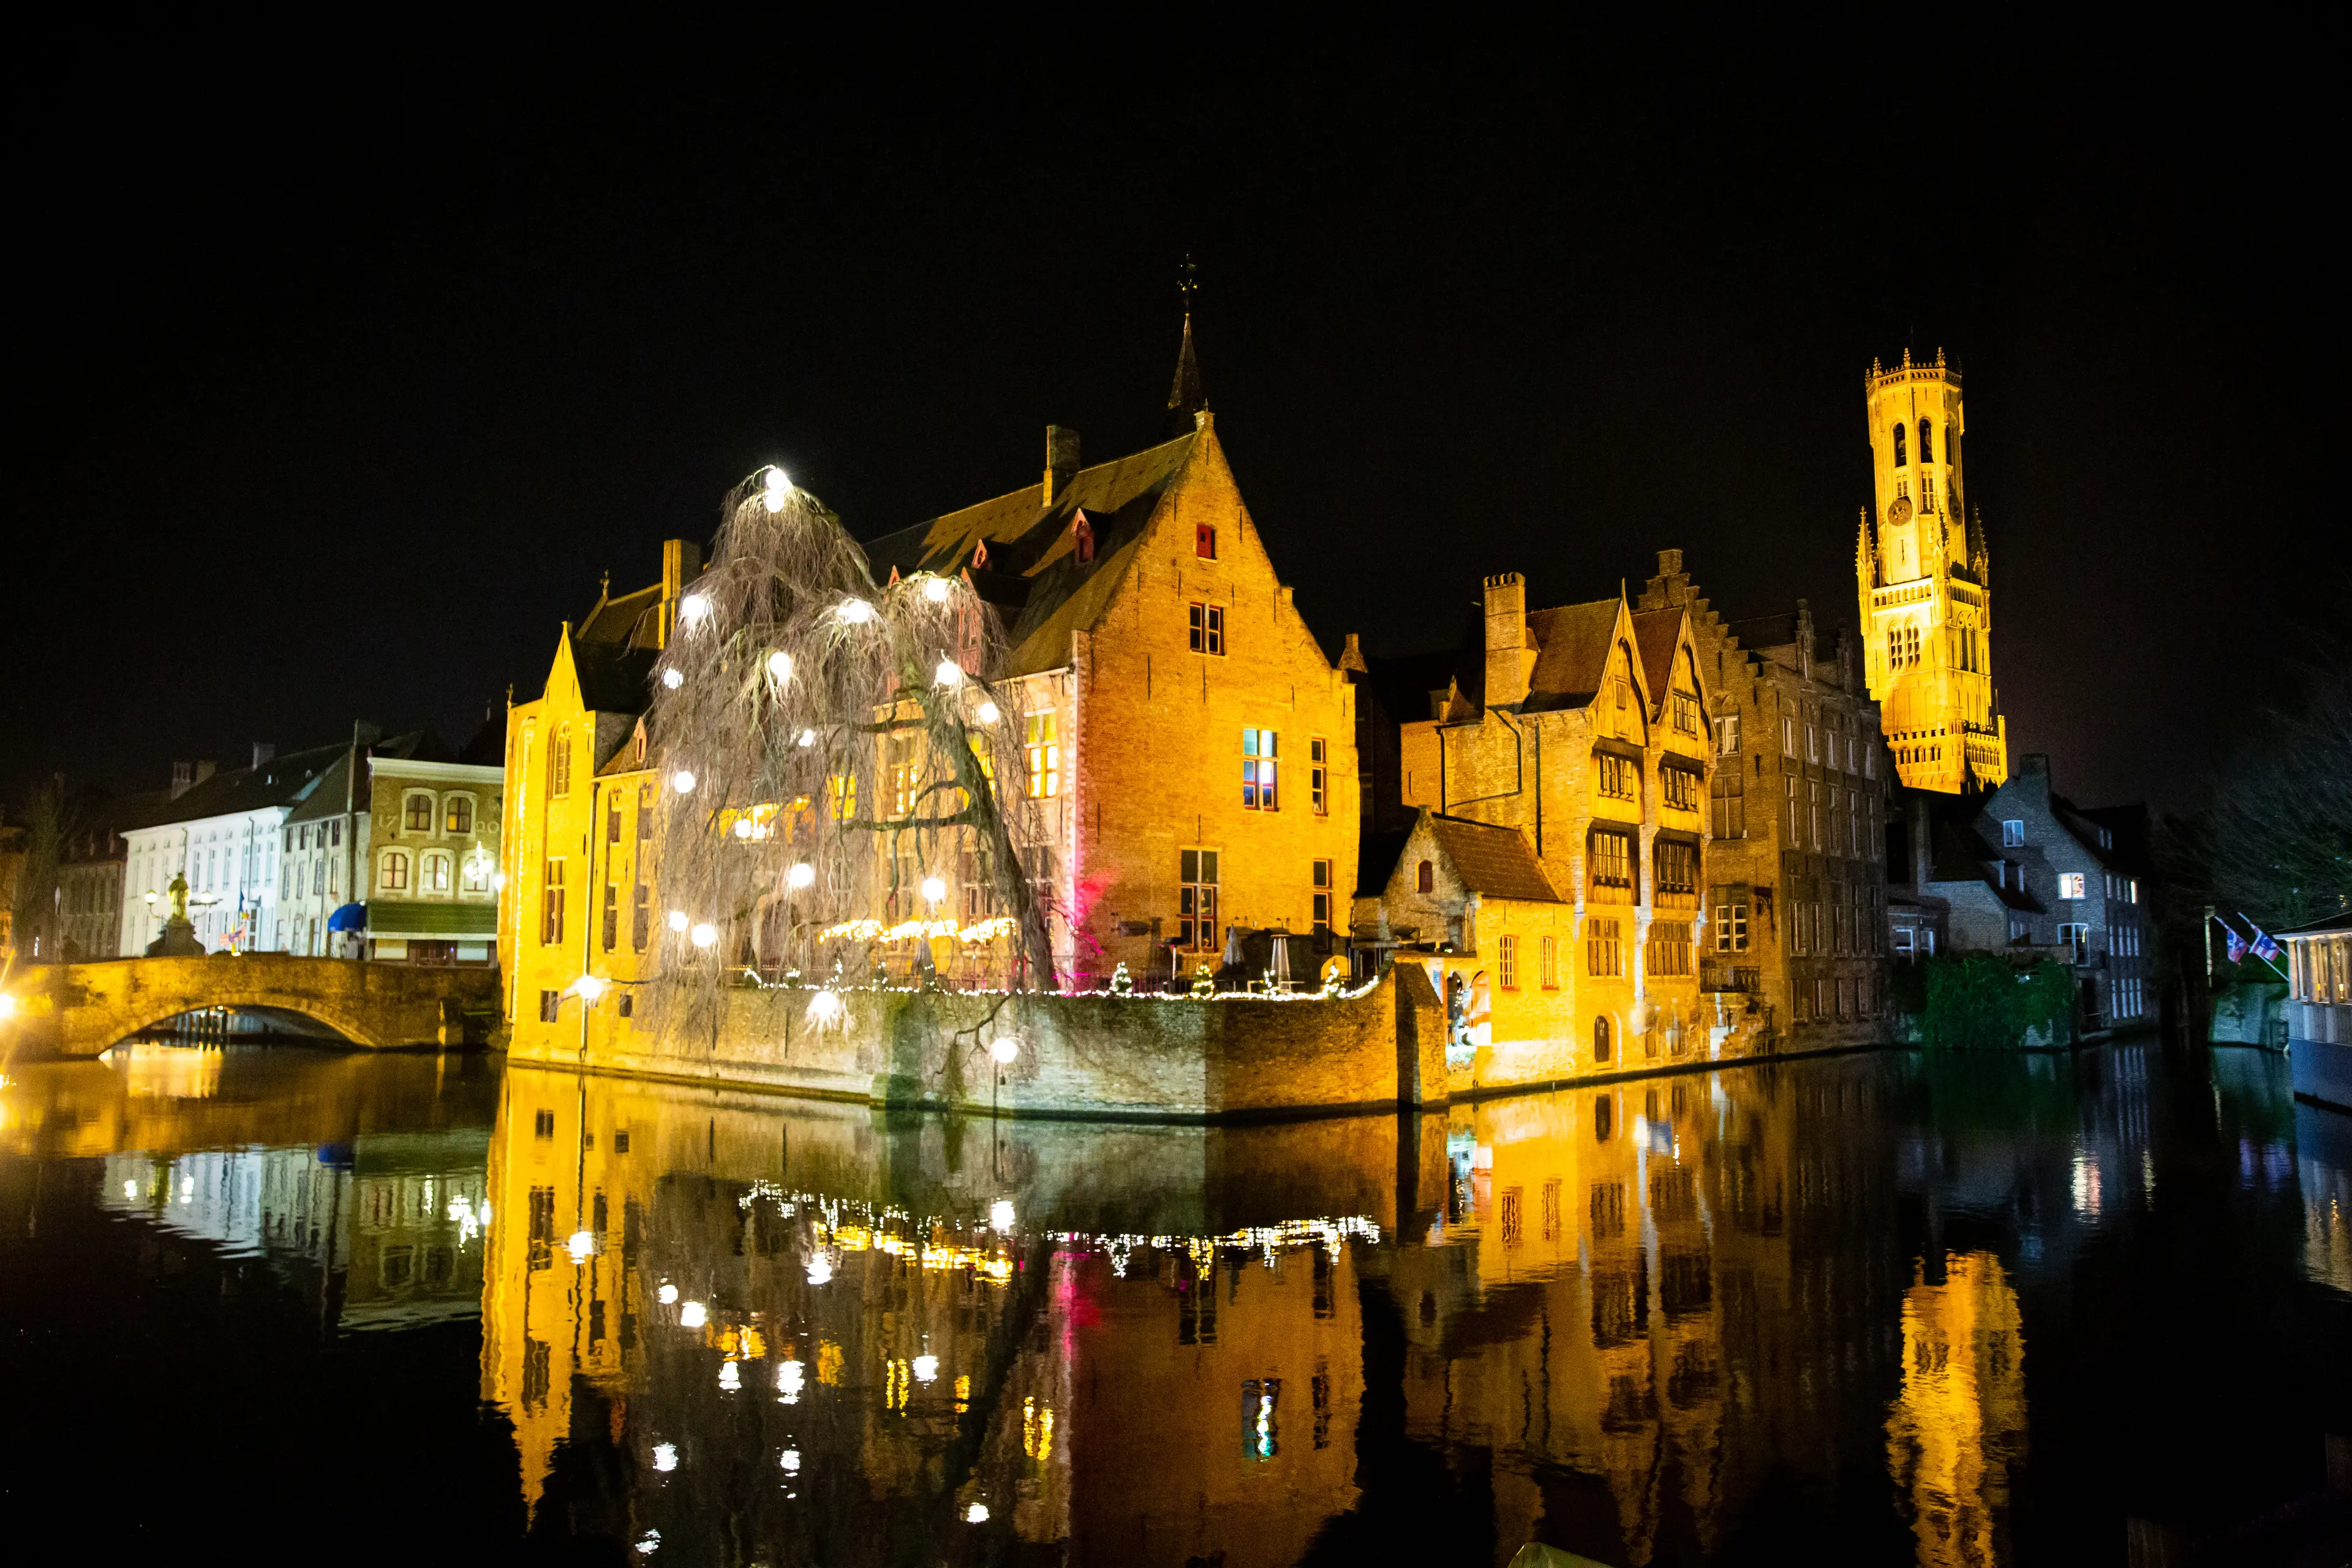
[1043,426,1080,507]
[1483,572,1536,710]
[658,538,704,647]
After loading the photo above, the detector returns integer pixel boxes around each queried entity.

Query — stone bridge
[0,955,502,1059]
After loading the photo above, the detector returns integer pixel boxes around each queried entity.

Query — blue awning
[326,902,368,932]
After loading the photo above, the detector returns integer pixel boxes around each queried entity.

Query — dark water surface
[2,1039,2345,1566]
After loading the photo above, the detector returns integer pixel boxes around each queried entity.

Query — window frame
[1187,602,1226,656]
[379,849,412,892]
[403,791,436,834]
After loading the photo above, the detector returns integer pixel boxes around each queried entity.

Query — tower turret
[1858,349,2006,792]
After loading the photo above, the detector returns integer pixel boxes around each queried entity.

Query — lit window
[445,795,474,835]
[1662,764,1699,811]
[1498,935,1518,989]
[1311,859,1333,933]
[1714,902,1749,953]
[829,774,856,821]
[380,850,411,891]
[1589,829,1634,893]
[2059,872,2086,900]
[1025,714,1060,799]
[1310,738,1327,815]
[1597,753,1636,801]
[1714,715,1741,756]
[1242,729,1278,810]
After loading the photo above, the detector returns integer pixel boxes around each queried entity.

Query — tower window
[1892,423,1907,466]
[1919,418,1934,464]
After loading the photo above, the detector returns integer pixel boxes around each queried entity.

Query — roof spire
[1166,254,1206,435]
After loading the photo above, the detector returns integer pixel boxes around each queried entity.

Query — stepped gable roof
[1521,599,1620,711]
[862,432,1199,676]
[1427,813,1562,903]
[574,636,658,714]
[149,741,347,827]
[1630,607,1684,706]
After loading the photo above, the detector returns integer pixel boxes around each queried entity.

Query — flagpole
[2211,911,2289,983]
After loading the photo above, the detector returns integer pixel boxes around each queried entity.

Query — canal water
[1,1041,2345,1566]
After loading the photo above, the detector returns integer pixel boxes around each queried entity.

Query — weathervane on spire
[1167,254,1206,432]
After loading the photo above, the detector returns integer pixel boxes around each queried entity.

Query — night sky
[7,24,2336,815]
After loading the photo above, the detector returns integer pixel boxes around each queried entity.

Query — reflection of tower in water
[1884,1251,2026,1568]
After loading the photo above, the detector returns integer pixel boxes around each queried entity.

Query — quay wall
[508,967,1453,1121]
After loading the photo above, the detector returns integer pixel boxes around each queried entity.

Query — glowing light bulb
[680,592,712,626]
[788,862,815,889]
[989,1199,1015,1233]
[671,769,696,794]
[838,598,874,624]
[658,1283,679,1304]
[733,818,754,839]
[767,650,793,681]
[923,576,951,603]
[690,922,718,949]
[661,668,684,690]
[976,700,1000,723]
[913,1354,938,1383]
[652,1443,677,1472]
[678,1300,707,1329]
[762,466,791,511]
[573,974,606,1001]
[796,728,817,748]
[934,659,962,687]
[808,989,842,1023]
[667,910,689,933]
[124,1178,138,1198]
[807,1254,834,1286]
[921,875,947,904]
[990,1036,1019,1065]
[966,1504,989,1525]
[567,1230,595,1263]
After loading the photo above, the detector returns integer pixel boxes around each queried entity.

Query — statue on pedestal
[145,871,206,957]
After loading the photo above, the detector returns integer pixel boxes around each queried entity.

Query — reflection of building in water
[2297,1104,2352,1296]
[1884,1251,2026,1568]
[97,1131,489,1331]
[480,1065,1373,1565]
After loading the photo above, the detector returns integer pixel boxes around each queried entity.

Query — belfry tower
[1856,349,2007,793]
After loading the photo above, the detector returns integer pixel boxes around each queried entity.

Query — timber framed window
[404,793,435,832]
[1589,828,1635,897]
[1587,916,1623,976]
[1597,753,1636,802]
[1671,688,1702,737]
[1178,849,1220,951]
[380,850,411,892]
[1311,859,1333,933]
[1242,729,1278,810]
[1188,603,1226,655]
[1655,840,1697,905]
[1662,763,1700,812]
[1025,714,1060,798]
[1310,738,1328,815]
[1648,920,1692,977]
[541,859,565,944]
[1498,935,1519,989]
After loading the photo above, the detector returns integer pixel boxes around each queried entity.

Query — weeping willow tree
[643,468,1057,1034]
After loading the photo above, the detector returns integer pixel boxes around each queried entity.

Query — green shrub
[1921,952,2074,1049]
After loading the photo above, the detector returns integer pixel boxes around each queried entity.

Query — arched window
[549,725,573,798]
[379,850,411,892]
[1892,423,1907,466]
[404,793,435,832]
[444,794,474,835]
[1918,418,1934,464]
[1593,1015,1612,1064]
[1416,859,1435,894]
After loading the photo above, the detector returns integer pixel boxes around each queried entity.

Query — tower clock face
[1888,496,1913,526]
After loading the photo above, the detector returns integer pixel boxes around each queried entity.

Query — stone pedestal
[145,918,205,957]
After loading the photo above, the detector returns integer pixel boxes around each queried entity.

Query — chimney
[1043,426,1080,507]
[660,538,705,647]
[251,742,276,770]
[1339,632,1369,675]
[170,761,193,798]
[1795,598,1814,681]
[1483,572,1536,710]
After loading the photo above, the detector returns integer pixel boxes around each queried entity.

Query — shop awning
[326,903,368,933]
[363,900,497,940]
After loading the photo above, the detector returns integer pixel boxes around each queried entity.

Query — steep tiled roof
[146,742,345,827]
[1428,815,1562,903]
[863,434,1198,676]
[1521,600,1618,711]
[579,584,663,650]
[1629,607,1683,708]
[575,639,657,714]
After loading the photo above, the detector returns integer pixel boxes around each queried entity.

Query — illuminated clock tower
[1856,348,2007,793]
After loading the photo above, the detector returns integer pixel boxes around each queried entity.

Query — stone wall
[514,964,1455,1122]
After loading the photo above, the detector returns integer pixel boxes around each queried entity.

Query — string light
[934,659,962,687]
[977,700,1000,723]
[837,598,875,625]
[668,910,690,933]
[690,922,718,949]
[680,592,712,627]
[989,1036,1019,1065]
[573,974,606,1001]
[807,989,843,1023]
[921,876,948,904]
[796,729,817,747]
[763,466,791,512]
[671,769,698,794]
[788,862,815,889]
[733,818,754,839]
[767,650,793,681]
[662,668,684,690]
[923,576,951,603]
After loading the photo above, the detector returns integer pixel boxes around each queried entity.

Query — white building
[118,744,342,955]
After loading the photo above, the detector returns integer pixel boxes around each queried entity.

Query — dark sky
[6,22,2337,815]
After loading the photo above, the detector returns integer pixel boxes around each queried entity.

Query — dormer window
[1196,524,1216,560]
[1416,859,1434,894]
[1072,513,1095,565]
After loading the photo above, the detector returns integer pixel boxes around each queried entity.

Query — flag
[2242,916,2282,965]
[2220,918,2248,964]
